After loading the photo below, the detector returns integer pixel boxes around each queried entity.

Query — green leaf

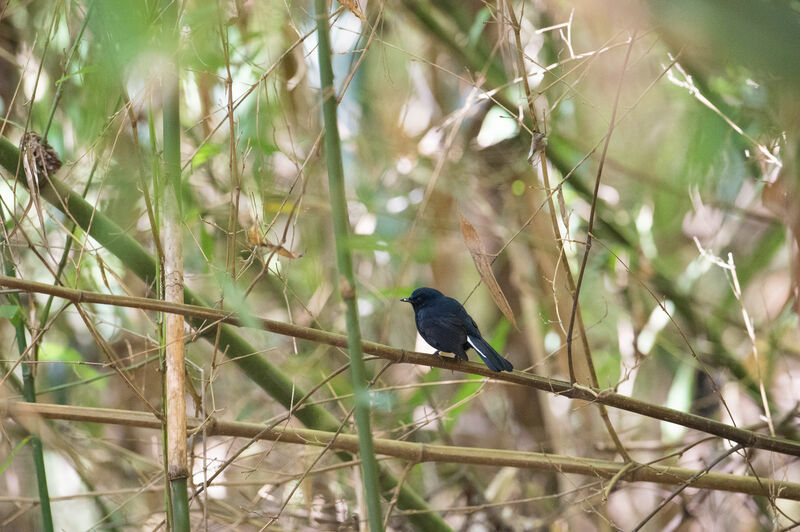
[40,343,104,387]
[443,374,483,432]
[214,272,259,330]
[346,234,390,252]
[191,143,223,168]
[0,437,31,475]
[369,390,396,413]
[55,65,100,85]
[0,304,21,327]
[468,8,492,47]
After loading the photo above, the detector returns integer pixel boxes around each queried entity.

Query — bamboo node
[338,276,355,299]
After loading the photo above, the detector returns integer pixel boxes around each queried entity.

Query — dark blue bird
[401,287,513,372]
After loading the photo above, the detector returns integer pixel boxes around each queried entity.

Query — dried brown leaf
[247,226,304,259]
[556,183,569,229]
[458,211,518,329]
[272,245,304,259]
[339,0,365,21]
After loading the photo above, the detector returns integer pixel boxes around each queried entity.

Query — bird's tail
[466,335,513,372]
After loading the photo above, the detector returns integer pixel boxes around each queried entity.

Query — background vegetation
[1,0,799,530]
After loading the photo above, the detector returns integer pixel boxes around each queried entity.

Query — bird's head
[401,287,444,309]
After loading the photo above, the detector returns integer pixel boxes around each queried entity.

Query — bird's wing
[416,309,468,353]
[441,297,482,336]
[417,311,465,337]
[465,314,481,336]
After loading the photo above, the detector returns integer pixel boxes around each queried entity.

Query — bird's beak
[400,297,410,303]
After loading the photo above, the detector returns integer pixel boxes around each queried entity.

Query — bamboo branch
[1,274,798,458]
[6,401,800,501]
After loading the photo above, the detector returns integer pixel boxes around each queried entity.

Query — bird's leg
[433,350,443,359]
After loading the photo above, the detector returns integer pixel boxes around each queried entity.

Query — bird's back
[439,295,481,335]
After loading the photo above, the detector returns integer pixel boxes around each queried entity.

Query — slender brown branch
[1,275,799,457]
[632,443,746,531]
[6,401,800,501]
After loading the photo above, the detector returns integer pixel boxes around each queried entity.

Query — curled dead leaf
[247,226,304,259]
[22,132,62,183]
[458,211,518,329]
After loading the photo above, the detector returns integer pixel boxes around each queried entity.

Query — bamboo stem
[161,1,190,529]
[312,1,383,529]
[7,401,800,501]
[1,188,54,532]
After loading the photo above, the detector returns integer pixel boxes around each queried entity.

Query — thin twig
[632,443,746,531]
[566,30,636,383]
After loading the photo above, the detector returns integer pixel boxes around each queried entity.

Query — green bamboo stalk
[0,225,54,531]
[160,1,190,529]
[18,331,54,532]
[312,1,383,530]
[169,477,190,531]
[0,136,451,531]
[7,155,119,529]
